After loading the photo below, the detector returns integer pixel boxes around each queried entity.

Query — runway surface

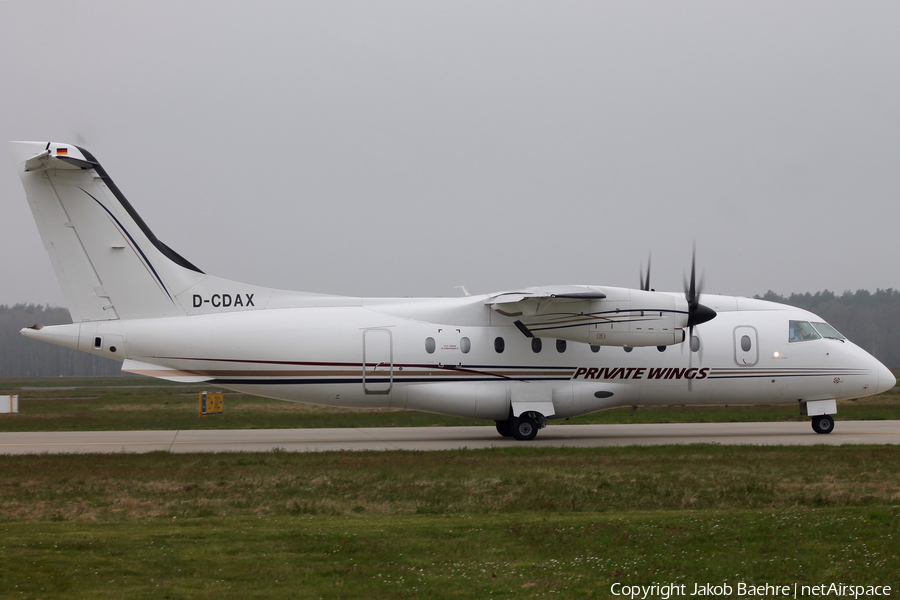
[0,420,898,454]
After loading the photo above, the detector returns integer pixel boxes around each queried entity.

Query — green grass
[1,375,898,432]
[3,379,898,598]
[4,446,900,519]
[1,446,898,598]
[2,509,897,599]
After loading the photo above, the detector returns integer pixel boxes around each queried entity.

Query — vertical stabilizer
[10,142,206,321]
[11,141,350,322]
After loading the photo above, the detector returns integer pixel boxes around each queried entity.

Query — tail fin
[10,142,209,321]
[11,141,349,321]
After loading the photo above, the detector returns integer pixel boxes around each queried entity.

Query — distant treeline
[0,304,122,377]
[755,289,899,367]
[1,290,899,377]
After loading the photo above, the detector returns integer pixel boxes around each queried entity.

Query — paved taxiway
[0,421,898,454]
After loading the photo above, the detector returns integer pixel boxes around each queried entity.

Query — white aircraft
[10,142,895,440]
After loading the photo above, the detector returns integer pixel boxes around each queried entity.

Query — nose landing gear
[811,414,835,434]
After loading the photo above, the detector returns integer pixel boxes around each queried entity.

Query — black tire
[811,414,835,434]
[511,415,539,441]
[495,420,513,437]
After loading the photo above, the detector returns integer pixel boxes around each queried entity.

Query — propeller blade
[683,245,716,329]
[688,327,694,391]
[639,253,651,292]
[686,245,698,309]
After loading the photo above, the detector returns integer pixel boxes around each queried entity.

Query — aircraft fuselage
[31,293,893,422]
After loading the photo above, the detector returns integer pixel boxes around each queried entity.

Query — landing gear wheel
[811,414,835,434]
[511,415,539,441]
[495,420,513,437]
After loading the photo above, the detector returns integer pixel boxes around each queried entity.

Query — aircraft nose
[876,361,896,395]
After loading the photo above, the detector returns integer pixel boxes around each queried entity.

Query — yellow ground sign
[199,392,224,416]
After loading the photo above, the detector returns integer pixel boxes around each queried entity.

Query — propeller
[683,245,716,338]
[683,245,716,391]
[639,254,651,292]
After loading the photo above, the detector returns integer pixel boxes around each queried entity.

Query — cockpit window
[789,320,821,342]
[811,322,845,340]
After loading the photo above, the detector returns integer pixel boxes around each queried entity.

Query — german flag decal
[56,148,68,156]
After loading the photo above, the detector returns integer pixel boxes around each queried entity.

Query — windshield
[812,322,845,340]
[789,320,821,342]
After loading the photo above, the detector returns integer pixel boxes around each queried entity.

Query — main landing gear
[811,414,835,434]
[495,412,543,441]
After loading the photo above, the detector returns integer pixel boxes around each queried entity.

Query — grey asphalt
[0,421,898,454]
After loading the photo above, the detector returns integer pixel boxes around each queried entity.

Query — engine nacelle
[507,287,691,347]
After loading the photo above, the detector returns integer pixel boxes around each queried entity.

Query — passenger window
[531,338,542,353]
[789,320,822,342]
[740,335,752,352]
[425,337,436,354]
[494,337,505,353]
[691,336,700,352]
[556,339,566,353]
[460,337,471,353]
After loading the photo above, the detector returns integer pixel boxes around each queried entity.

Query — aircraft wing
[485,285,606,316]
[486,285,687,347]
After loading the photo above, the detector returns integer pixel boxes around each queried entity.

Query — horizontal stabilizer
[24,143,96,172]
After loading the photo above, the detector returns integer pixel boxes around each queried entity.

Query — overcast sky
[1,1,898,307]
